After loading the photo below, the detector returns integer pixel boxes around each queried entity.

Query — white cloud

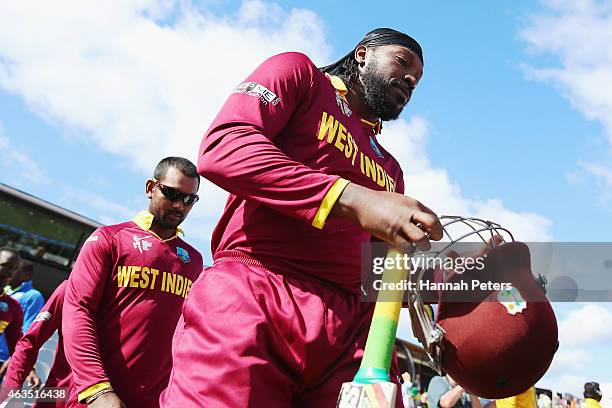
[379,117,553,241]
[0,1,553,245]
[602,383,612,408]
[59,185,138,224]
[546,346,592,375]
[538,373,588,397]
[0,0,330,222]
[557,303,612,347]
[578,161,612,205]
[539,303,612,394]
[520,0,612,202]
[0,123,44,184]
[0,0,330,166]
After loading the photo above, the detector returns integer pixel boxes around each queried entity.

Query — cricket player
[62,157,204,408]
[2,281,69,408]
[6,261,45,330]
[0,249,24,376]
[161,28,443,407]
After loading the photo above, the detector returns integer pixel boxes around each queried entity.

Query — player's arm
[199,52,350,230]
[4,303,23,356]
[62,230,118,405]
[0,302,24,383]
[3,281,66,390]
[471,393,483,408]
[439,384,466,408]
[331,172,442,250]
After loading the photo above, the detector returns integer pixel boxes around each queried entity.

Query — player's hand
[26,369,41,389]
[332,183,442,250]
[88,391,125,408]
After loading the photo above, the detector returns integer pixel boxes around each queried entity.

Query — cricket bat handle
[354,248,409,384]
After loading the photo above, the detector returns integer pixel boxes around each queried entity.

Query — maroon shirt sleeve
[3,281,66,389]
[199,52,342,224]
[5,301,23,355]
[396,171,405,195]
[62,229,113,393]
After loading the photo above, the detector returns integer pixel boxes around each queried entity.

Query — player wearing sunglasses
[62,157,204,408]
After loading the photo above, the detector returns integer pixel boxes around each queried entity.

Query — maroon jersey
[0,293,23,356]
[3,281,69,408]
[199,52,404,293]
[62,213,203,407]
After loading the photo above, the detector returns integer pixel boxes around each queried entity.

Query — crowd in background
[401,373,605,408]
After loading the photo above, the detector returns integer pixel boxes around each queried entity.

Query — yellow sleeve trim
[312,178,350,230]
[78,381,112,403]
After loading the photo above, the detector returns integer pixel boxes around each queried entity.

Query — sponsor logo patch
[335,91,352,117]
[132,235,153,253]
[233,82,282,106]
[0,302,8,312]
[85,235,99,243]
[34,311,52,323]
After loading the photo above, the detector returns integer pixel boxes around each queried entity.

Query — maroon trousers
[160,254,402,407]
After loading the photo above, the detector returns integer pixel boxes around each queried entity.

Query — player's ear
[145,179,155,199]
[355,45,367,67]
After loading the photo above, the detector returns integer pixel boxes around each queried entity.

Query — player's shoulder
[92,221,135,240]
[266,51,316,67]
[26,287,44,301]
[259,52,321,78]
[0,294,20,309]
[51,280,68,298]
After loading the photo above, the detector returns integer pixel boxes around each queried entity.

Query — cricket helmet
[408,216,558,399]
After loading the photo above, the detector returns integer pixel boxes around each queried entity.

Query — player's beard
[154,209,185,230]
[359,57,408,121]
[157,213,185,229]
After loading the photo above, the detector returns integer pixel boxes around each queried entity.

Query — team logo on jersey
[176,247,190,263]
[233,82,282,106]
[369,136,384,158]
[132,235,153,253]
[34,311,52,323]
[335,91,352,117]
[0,302,8,312]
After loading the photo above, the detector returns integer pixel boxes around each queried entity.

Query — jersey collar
[132,210,184,242]
[327,74,348,98]
[325,74,382,135]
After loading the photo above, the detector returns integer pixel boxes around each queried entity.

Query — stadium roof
[0,183,101,228]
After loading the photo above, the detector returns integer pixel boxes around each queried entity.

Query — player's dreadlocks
[320,28,424,88]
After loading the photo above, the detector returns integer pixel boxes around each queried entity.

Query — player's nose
[404,73,418,88]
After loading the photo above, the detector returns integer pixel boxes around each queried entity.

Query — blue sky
[1,0,611,398]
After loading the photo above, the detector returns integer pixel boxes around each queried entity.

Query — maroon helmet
[408,216,558,399]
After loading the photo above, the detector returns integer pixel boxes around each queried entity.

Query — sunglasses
[153,180,199,206]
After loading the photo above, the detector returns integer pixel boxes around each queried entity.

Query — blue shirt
[0,280,45,360]
[427,376,472,408]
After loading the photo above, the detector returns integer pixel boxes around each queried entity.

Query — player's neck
[345,86,379,123]
[149,222,176,241]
